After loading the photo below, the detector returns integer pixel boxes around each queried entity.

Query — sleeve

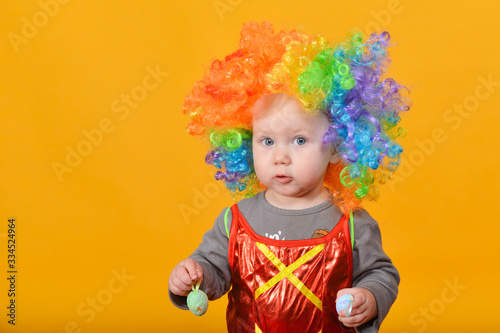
[351,210,400,333]
[169,207,233,310]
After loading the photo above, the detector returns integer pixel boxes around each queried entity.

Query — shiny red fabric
[227,204,355,333]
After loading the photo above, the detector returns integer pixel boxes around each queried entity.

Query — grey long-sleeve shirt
[170,191,399,332]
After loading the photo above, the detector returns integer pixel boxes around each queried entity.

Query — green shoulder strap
[349,211,354,250]
[224,207,231,238]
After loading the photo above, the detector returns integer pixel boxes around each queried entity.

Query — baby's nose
[274,146,291,165]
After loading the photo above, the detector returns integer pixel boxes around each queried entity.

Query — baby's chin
[264,186,328,209]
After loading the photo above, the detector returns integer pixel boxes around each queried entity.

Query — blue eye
[262,138,274,146]
[293,137,307,145]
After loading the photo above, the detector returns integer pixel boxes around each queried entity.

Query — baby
[169,21,409,332]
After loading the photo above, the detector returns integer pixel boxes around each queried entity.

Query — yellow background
[1,0,499,332]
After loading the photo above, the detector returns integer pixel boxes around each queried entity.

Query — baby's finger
[169,272,193,296]
[169,282,189,296]
[174,263,194,283]
[339,306,371,328]
[184,259,203,281]
[339,314,359,327]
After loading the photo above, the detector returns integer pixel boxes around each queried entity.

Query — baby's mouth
[274,175,292,184]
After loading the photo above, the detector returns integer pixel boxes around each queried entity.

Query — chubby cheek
[252,150,268,183]
[296,151,331,179]
[255,163,271,184]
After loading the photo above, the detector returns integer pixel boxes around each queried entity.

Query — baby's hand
[336,287,377,328]
[168,258,203,296]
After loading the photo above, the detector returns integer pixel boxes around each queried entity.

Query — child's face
[252,95,339,208]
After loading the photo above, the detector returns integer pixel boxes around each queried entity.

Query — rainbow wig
[183,21,411,213]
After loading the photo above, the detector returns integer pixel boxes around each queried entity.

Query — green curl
[340,165,375,199]
[341,77,355,90]
[340,166,355,187]
[298,49,355,100]
[209,129,250,151]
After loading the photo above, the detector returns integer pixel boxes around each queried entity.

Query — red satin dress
[226,204,355,333]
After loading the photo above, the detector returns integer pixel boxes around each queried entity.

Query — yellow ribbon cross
[254,242,324,310]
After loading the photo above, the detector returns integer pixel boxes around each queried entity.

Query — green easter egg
[187,289,208,316]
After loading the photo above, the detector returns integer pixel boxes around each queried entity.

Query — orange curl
[183,21,297,138]
[324,162,362,214]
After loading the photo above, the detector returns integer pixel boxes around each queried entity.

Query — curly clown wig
[182,21,411,213]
